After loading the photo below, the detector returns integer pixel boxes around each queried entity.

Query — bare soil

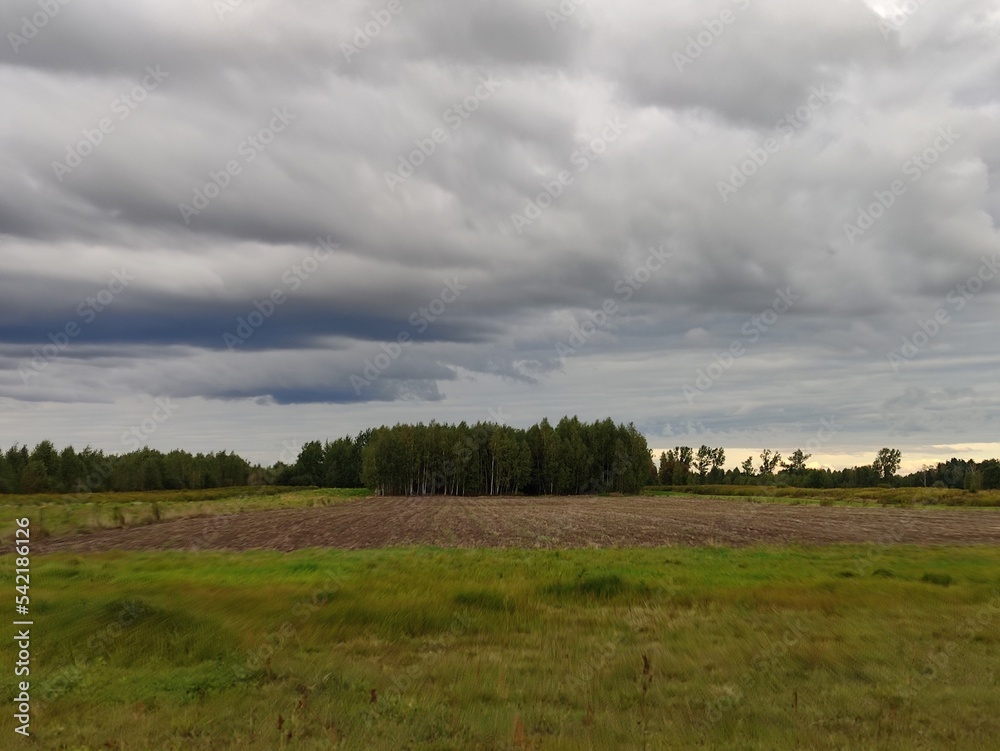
[32,495,1000,554]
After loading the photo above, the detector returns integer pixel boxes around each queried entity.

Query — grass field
[3,543,999,749]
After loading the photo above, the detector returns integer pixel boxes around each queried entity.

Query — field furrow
[31,494,1000,553]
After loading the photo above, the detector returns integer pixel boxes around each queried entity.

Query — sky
[1,0,998,473]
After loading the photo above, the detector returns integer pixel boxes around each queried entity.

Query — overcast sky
[1,0,998,472]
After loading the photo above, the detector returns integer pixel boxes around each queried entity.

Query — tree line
[656,445,1000,490]
[277,417,654,496]
[0,442,253,495]
[3,431,998,495]
[656,446,901,487]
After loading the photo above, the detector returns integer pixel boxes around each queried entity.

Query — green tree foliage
[354,417,651,496]
[0,444,251,494]
[781,449,811,474]
[670,447,693,485]
[758,449,782,478]
[2,432,997,496]
[980,460,1000,490]
[59,446,82,490]
[526,418,560,494]
[695,445,713,482]
[657,446,726,485]
[709,447,726,482]
[19,460,49,494]
[0,445,29,492]
[31,440,60,478]
[658,450,675,484]
[872,448,902,480]
[292,441,325,486]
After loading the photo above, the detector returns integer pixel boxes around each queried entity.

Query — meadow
[2,488,999,749]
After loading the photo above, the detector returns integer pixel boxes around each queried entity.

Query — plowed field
[34,494,1000,553]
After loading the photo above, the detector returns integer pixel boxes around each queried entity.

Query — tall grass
[4,546,1000,749]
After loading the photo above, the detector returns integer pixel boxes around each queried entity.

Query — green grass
[648,484,1000,508]
[0,487,368,543]
[3,546,999,749]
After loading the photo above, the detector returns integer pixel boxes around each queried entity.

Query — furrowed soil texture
[34,494,1000,553]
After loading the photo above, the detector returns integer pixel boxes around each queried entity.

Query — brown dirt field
[32,495,1000,554]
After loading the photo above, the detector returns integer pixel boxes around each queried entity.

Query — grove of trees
[349,417,654,496]
[272,431,372,488]
[3,431,999,495]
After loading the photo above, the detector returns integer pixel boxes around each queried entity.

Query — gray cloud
[1,0,999,468]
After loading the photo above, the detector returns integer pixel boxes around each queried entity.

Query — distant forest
[653,446,1000,492]
[1,417,998,494]
[0,417,652,496]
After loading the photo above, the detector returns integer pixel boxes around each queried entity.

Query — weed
[921,573,953,587]
[639,653,653,750]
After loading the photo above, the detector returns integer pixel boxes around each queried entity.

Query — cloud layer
[2,0,999,469]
